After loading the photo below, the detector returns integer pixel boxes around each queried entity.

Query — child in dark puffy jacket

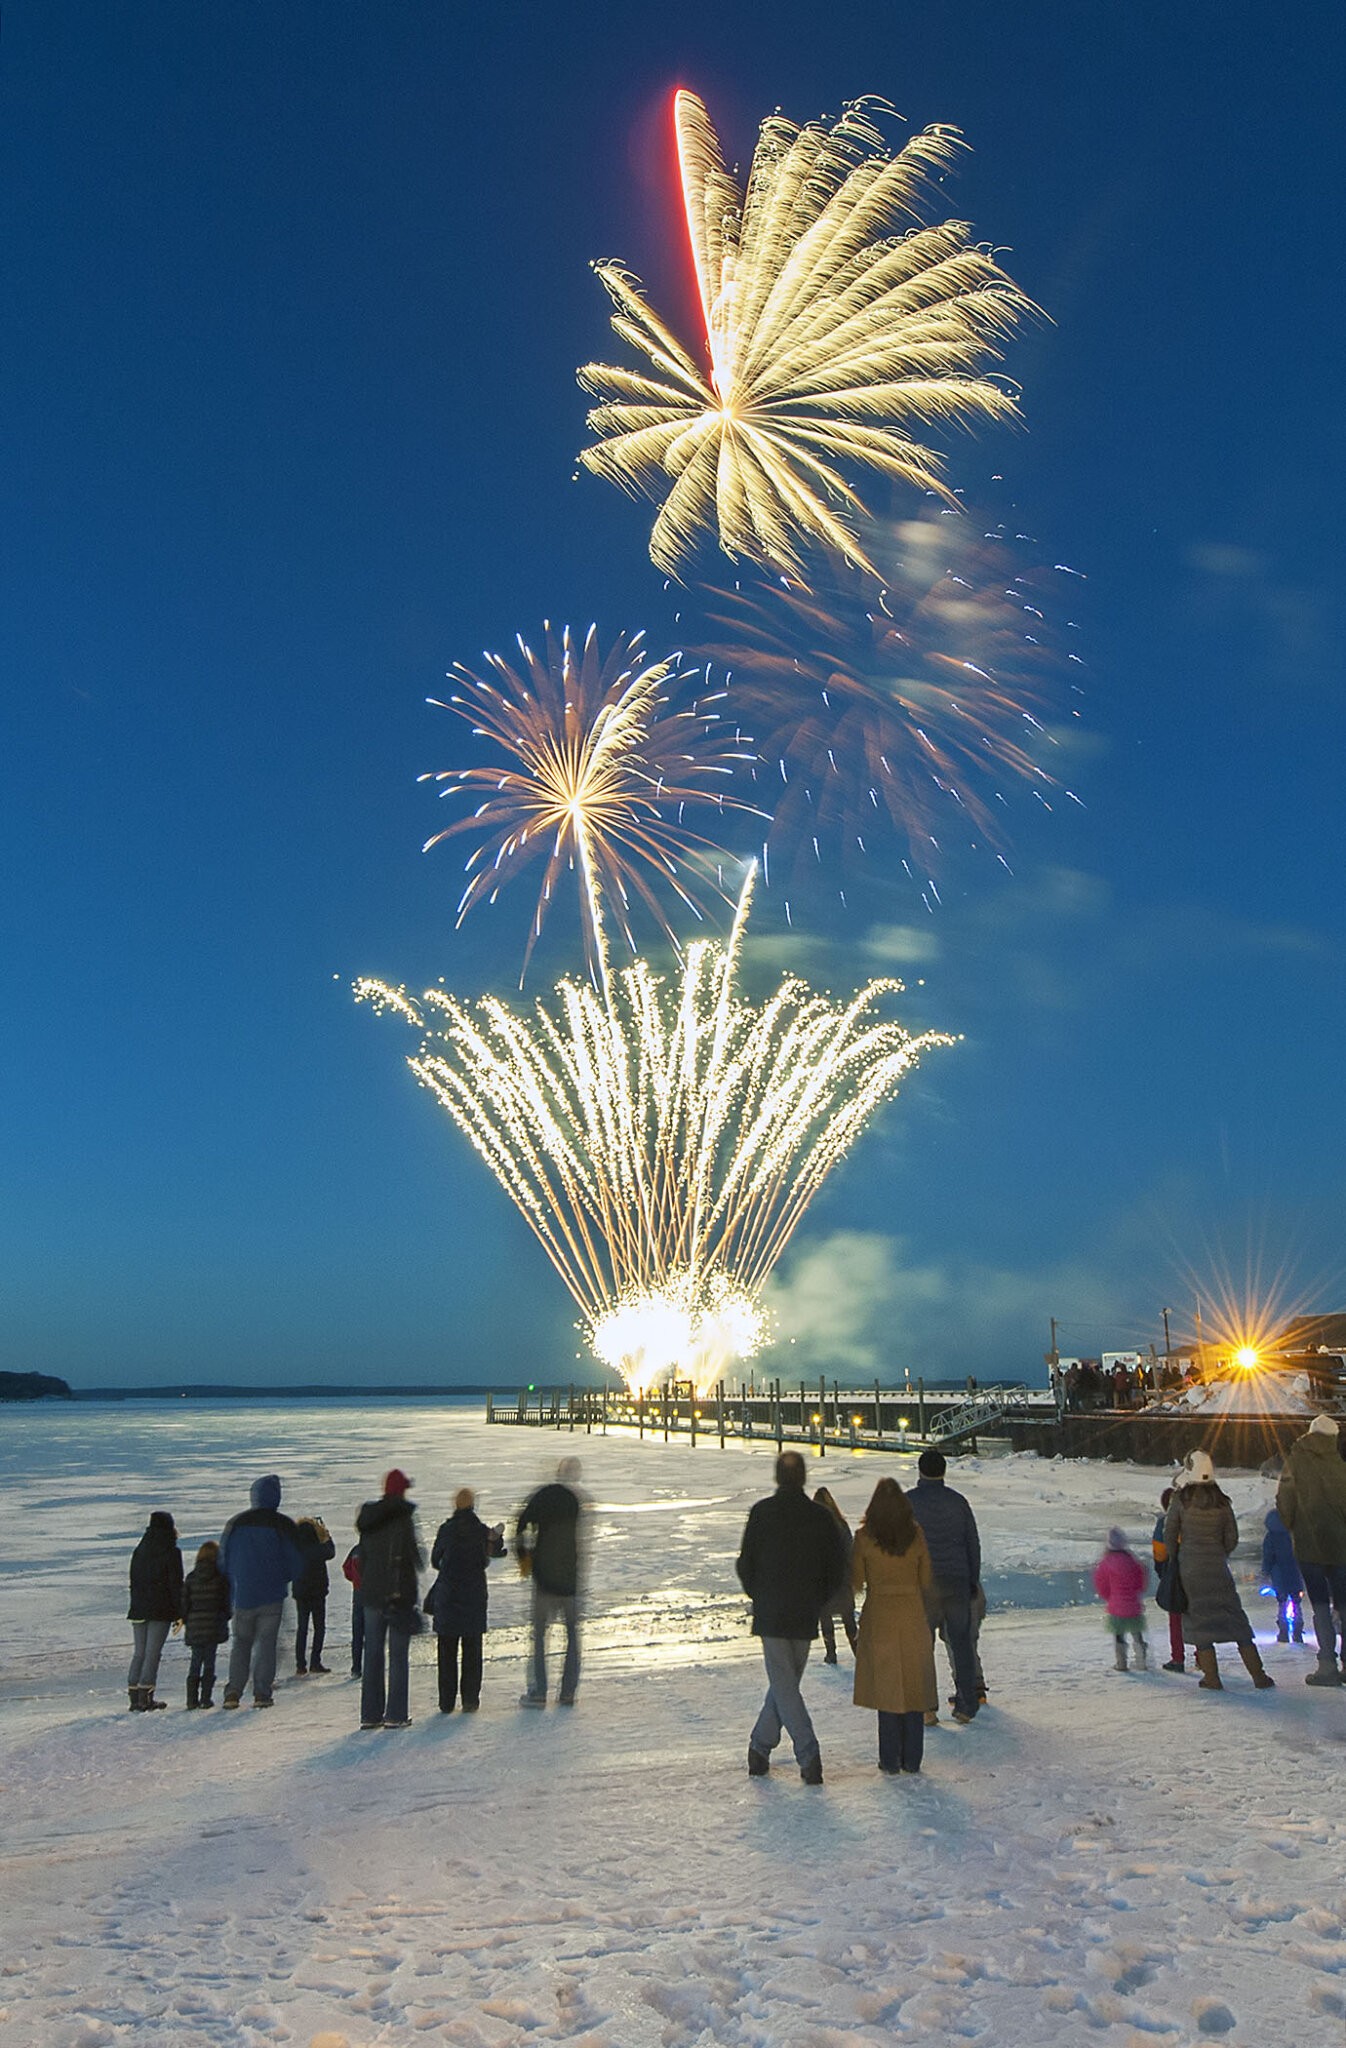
[1093,1526,1148,1672]
[181,1539,231,1708]
[1261,1507,1304,1642]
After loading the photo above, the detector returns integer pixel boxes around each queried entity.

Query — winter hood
[250,1474,283,1511]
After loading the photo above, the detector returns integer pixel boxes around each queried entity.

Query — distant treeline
[0,1370,74,1401]
[69,1383,508,1402]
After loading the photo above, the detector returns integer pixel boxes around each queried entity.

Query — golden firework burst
[578,90,1036,581]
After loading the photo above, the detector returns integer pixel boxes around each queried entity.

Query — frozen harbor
[2,1401,1345,2047]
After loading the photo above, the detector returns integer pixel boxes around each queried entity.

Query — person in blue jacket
[1262,1505,1305,1643]
[908,1449,983,1723]
[219,1474,301,1709]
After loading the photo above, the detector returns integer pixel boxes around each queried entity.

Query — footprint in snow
[1192,1997,1236,2034]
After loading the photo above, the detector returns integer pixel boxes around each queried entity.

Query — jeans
[227,1602,283,1703]
[750,1636,820,1770]
[350,1590,365,1674]
[877,1709,925,1773]
[928,1581,979,1716]
[128,1619,170,1690]
[437,1632,484,1710]
[529,1591,580,1702]
[361,1603,411,1725]
[1300,1562,1346,1665]
[295,1597,327,1668]
[187,1643,218,1703]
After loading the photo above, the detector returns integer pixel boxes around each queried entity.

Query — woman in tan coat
[852,1478,938,1774]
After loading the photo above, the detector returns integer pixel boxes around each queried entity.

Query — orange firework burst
[693,516,1083,889]
[420,622,758,987]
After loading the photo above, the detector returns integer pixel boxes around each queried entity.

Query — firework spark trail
[579,90,1036,580]
[355,874,951,1392]
[419,622,759,990]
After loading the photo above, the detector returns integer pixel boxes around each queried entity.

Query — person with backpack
[355,1469,424,1730]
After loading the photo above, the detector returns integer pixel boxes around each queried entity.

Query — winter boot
[200,1683,216,1708]
[1276,1624,1290,1643]
[1239,1643,1275,1689]
[186,1673,200,1709]
[1195,1647,1222,1690]
[1305,1657,1342,1687]
[1292,1625,1305,1643]
[129,1686,144,1711]
[1113,1636,1129,1673]
[135,1686,166,1711]
[1134,1637,1148,1672]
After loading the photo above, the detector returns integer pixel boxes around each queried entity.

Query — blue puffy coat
[909,1476,981,1590]
[220,1475,302,1608]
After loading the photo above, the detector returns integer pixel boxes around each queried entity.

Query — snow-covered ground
[2,1401,1345,2048]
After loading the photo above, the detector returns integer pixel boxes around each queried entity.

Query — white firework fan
[356,873,952,1394]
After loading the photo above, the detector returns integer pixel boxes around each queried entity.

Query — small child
[181,1539,231,1708]
[1153,1486,1185,1672]
[1093,1526,1148,1672]
[1261,1506,1305,1643]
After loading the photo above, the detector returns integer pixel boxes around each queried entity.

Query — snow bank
[2,1403,1345,2046]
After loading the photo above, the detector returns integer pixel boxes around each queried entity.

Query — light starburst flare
[355,874,952,1395]
[578,89,1036,581]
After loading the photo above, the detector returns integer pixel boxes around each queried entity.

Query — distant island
[0,1369,74,1401]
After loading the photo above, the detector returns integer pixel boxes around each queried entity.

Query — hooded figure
[219,1475,301,1709]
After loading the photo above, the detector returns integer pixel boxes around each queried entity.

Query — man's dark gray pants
[750,1636,820,1769]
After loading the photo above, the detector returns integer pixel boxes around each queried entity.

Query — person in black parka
[356,1469,425,1730]
[181,1538,232,1708]
[291,1515,336,1675]
[736,1451,845,1783]
[127,1511,184,1711]
[426,1488,506,1712]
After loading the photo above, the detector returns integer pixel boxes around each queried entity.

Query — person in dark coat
[814,1487,858,1663]
[1153,1487,1186,1672]
[219,1474,302,1709]
[736,1450,845,1784]
[126,1511,184,1711]
[1262,1507,1305,1643]
[1164,1451,1273,1690]
[1277,1414,1346,1683]
[181,1538,231,1708]
[356,1469,424,1730]
[516,1458,588,1708]
[291,1515,336,1675]
[908,1449,982,1722]
[426,1488,506,1712]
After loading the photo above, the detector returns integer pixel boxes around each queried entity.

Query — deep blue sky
[3,2,1343,1388]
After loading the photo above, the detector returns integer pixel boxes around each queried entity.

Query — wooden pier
[485,1379,1046,1454]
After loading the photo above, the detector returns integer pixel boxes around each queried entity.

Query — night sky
[4,2,1343,1389]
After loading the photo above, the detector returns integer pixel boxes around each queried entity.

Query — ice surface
[2,1401,1345,2046]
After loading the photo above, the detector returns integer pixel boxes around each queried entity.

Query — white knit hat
[1309,1413,1340,1437]
[1180,1449,1215,1487]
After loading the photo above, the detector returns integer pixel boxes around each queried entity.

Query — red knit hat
[384,1468,413,1496]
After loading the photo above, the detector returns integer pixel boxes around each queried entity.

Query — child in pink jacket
[1093,1526,1148,1672]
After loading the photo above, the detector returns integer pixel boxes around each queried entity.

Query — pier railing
[486,1379,1046,1453]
